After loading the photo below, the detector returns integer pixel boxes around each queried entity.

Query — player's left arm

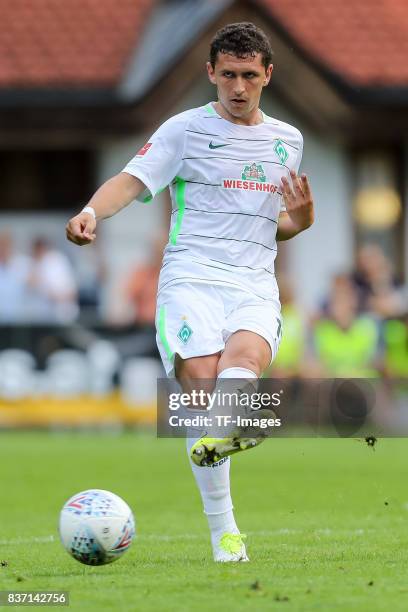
[276,170,314,241]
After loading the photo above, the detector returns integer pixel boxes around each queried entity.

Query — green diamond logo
[273,139,289,165]
[177,321,193,344]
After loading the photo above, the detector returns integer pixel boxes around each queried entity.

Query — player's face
[207,53,273,123]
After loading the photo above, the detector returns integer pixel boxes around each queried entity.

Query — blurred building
[0,0,407,315]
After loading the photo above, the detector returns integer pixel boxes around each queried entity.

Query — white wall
[262,94,354,311]
[0,212,92,278]
[95,79,216,320]
[0,214,68,255]
[96,136,168,320]
[404,139,408,284]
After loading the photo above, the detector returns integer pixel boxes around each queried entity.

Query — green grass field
[0,431,408,611]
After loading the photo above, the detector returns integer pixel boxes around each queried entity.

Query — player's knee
[179,360,217,380]
[175,354,219,392]
[239,354,261,374]
[218,350,263,376]
[244,343,272,373]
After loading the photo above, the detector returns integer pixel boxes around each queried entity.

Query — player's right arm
[67,111,188,246]
[66,173,146,246]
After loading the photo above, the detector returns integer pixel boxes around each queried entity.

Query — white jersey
[123,102,303,300]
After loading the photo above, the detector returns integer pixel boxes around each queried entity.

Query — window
[0,150,94,211]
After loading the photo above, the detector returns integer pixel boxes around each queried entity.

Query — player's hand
[280,170,314,231]
[66,212,97,246]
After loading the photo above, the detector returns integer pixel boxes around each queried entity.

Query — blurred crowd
[0,231,159,326]
[270,243,408,379]
[1,231,407,379]
[0,233,78,324]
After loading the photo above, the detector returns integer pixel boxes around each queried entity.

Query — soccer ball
[59,489,135,566]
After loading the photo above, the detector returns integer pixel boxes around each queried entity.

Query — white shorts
[155,282,282,376]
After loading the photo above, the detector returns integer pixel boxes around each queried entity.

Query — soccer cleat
[213,532,249,563]
[190,435,264,467]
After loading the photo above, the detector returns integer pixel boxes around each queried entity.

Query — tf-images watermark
[157,378,408,438]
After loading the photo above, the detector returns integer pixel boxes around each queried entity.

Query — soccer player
[66,22,314,562]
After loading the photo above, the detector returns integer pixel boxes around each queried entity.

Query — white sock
[186,436,238,547]
[187,366,258,545]
[218,366,257,382]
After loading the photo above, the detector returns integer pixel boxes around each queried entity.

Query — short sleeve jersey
[123,102,303,300]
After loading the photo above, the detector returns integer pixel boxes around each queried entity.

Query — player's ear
[263,64,273,86]
[206,61,217,85]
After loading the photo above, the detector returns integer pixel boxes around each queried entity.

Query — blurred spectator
[319,273,354,319]
[312,274,379,377]
[123,235,166,325]
[26,238,79,323]
[267,277,306,377]
[382,316,408,378]
[352,243,407,318]
[0,232,30,322]
[76,245,106,322]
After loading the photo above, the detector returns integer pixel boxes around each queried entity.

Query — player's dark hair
[209,22,273,69]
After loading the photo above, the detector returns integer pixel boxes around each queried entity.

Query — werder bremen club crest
[241,163,266,183]
[177,321,193,344]
[273,139,289,165]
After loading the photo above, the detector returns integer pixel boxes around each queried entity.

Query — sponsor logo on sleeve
[137,142,152,156]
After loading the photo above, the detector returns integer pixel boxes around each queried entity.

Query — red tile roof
[258,0,408,86]
[0,0,154,88]
[1,0,407,90]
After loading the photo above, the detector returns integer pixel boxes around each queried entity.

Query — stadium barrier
[0,324,161,427]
